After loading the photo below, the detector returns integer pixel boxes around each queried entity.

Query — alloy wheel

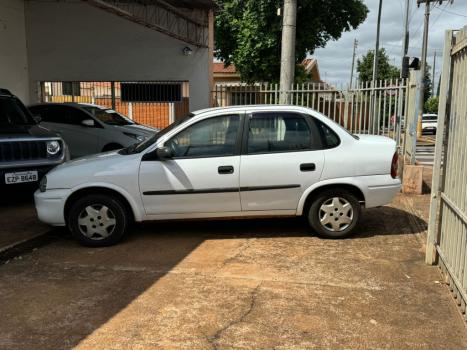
[78,204,116,240]
[318,197,354,232]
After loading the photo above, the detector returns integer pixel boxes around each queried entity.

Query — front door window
[165,115,240,158]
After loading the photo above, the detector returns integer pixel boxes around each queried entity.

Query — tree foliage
[215,0,368,83]
[424,96,439,114]
[356,48,400,83]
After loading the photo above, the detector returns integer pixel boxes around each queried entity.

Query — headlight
[46,140,61,155]
[39,176,47,192]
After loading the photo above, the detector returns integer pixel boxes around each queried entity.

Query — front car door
[239,111,325,212]
[139,113,243,216]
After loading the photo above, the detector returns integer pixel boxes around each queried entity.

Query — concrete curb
[0,229,62,264]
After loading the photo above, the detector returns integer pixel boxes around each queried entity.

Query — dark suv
[0,89,67,187]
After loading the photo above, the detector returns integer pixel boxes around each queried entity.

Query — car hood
[115,124,158,136]
[0,123,60,139]
[46,150,141,190]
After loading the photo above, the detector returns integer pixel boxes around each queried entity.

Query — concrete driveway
[0,194,466,349]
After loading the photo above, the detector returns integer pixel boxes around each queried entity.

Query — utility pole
[372,0,383,84]
[279,0,297,104]
[432,50,437,95]
[416,0,453,136]
[400,0,410,77]
[349,39,358,88]
[417,0,431,138]
[371,0,383,134]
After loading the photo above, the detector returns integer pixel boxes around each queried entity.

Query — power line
[431,2,451,26]
[433,6,467,18]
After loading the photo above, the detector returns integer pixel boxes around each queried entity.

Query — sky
[313,0,467,89]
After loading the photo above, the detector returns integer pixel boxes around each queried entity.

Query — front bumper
[0,165,56,187]
[34,188,70,226]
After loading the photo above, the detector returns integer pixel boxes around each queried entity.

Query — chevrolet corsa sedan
[34,106,401,246]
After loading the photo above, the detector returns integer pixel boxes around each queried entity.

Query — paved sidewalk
[0,190,466,349]
[0,190,51,254]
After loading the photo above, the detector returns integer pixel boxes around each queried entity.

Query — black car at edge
[0,88,67,188]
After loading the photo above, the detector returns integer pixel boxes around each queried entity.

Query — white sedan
[34,105,401,246]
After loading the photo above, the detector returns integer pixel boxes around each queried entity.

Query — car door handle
[300,163,316,172]
[218,165,234,174]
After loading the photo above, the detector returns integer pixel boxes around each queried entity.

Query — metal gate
[40,81,190,128]
[212,79,408,146]
[426,28,467,320]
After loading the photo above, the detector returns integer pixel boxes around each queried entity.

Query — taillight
[391,152,398,178]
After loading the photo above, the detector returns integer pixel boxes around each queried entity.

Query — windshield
[0,96,35,126]
[120,113,194,155]
[81,106,135,126]
[422,115,437,121]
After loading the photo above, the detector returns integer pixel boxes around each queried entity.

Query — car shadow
[0,205,427,349]
[133,205,427,240]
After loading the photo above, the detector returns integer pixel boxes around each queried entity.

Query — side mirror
[33,115,42,123]
[81,119,95,127]
[156,146,174,160]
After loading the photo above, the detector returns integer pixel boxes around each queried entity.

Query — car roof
[77,103,108,109]
[193,104,313,115]
[0,88,13,97]
[29,102,81,107]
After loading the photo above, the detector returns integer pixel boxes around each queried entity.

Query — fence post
[343,86,350,129]
[111,82,116,110]
[425,30,453,265]
[168,103,175,124]
[128,102,133,120]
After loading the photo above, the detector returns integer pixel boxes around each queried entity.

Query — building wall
[24,1,210,111]
[0,0,29,102]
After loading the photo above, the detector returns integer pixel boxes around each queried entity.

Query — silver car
[29,103,158,158]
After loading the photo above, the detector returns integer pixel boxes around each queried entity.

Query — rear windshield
[0,96,35,126]
[422,115,437,121]
[81,106,135,126]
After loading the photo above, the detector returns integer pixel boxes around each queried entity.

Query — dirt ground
[0,190,466,349]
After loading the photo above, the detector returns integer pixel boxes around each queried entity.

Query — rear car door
[239,111,325,211]
[139,113,243,215]
[36,105,100,158]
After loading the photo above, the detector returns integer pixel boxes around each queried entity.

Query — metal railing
[212,79,408,145]
[426,28,467,321]
[86,0,209,47]
[40,81,190,129]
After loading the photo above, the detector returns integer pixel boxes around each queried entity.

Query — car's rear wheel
[67,194,128,246]
[307,189,361,238]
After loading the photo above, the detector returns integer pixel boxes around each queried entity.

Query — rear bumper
[365,177,401,208]
[34,189,70,226]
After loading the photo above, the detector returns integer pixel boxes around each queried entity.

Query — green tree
[215,0,368,83]
[423,65,433,103]
[424,96,439,113]
[356,48,400,82]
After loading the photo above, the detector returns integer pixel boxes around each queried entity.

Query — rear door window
[247,113,316,154]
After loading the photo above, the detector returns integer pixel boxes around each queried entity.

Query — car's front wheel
[67,194,128,246]
[307,189,361,238]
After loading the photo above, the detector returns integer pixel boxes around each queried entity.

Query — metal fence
[212,79,408,146]
[40,81,190,129]
[426,28,467,321]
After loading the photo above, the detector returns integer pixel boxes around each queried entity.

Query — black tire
[67,194,128,246]
[307,189,361,239]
